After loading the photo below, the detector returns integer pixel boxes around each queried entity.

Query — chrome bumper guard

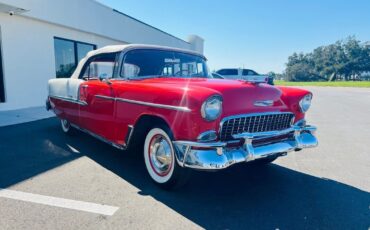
[173,125,318,170]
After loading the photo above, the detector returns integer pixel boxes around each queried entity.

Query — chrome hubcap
[149,135,173,175]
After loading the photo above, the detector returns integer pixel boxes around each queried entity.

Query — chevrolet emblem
[254,100,274,107]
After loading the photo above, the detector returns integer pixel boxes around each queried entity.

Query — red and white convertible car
[47,44,318,189]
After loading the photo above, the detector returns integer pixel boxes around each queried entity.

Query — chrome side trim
[116,98,191,112]
[95,95,191,112]
[70,124,127,150]
[50,95,87,106]
[125,125,134,148]
[95,95,115,101]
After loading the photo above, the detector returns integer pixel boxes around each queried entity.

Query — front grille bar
[219,112,294,141]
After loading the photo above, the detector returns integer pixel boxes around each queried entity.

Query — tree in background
[267,71,285,81]
[284,53,321,81]
[283,37,370,81]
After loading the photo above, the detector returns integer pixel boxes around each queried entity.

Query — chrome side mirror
[99,73,112,85]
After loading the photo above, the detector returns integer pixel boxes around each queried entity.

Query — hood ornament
[254,100,274,107]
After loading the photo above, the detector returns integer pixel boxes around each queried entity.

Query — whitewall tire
[60,119,74,134]
[143,126,190,189]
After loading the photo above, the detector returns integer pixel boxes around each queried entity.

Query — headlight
[201,95,222,121]
[299,94,312,113]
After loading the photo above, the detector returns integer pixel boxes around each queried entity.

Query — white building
[0,0,204,111]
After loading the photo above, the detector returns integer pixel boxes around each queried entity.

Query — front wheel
[143,126,190,189]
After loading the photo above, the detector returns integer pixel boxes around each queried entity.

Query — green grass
[275,80,370,88]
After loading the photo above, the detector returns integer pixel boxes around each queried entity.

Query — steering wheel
[174,69,190,76]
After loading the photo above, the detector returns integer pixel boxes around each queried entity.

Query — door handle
[82,85,89,88]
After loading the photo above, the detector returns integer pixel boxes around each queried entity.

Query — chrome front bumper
[173,125,318,170]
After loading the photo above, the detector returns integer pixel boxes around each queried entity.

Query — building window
[54,37,96,78]
[0,34,5,103]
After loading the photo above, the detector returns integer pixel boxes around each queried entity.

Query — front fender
[277,86,312,122]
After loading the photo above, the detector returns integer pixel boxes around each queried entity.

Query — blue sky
[99,0,370,73]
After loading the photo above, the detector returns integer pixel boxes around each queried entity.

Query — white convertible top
[71,44,205,79]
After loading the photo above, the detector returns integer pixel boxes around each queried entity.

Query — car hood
[120,78,290,117]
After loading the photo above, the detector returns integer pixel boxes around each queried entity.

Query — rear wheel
[143,126,190,189]
[60,119,75,135]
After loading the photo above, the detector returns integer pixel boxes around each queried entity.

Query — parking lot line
[0,189,119,216]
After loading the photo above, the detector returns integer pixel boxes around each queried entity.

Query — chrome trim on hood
[254,100,274,107]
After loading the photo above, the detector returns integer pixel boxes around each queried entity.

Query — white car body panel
[48,78,84,100]
[217,68,268,83]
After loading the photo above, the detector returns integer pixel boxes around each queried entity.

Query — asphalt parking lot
[0,87,369,230]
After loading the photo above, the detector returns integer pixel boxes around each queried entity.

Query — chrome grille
[219,113,294,141]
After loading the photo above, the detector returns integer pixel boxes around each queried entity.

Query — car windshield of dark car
[121,49,211,79]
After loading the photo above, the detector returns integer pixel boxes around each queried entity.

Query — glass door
[0,26,5,103]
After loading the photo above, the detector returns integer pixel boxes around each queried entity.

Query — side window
[80,53,117,79]
[242,69,258,76]
[217,69,238,75]
[249,70,258,75]
[226,69,238,75]
[217,69,226,75]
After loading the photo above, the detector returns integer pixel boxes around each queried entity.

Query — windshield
[121,49,211,79]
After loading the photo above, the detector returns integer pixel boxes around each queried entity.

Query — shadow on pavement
[0,118,81,188]
[0,118,369,229]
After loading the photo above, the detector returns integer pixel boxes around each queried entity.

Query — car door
[78,53,119,142]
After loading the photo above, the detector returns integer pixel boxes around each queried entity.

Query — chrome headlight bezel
[299,94,312,113]
[201,95,223,121]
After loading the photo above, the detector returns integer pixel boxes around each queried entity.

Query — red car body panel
[49,77,311,146]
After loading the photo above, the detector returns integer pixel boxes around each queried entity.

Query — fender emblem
[254,100,274,107]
